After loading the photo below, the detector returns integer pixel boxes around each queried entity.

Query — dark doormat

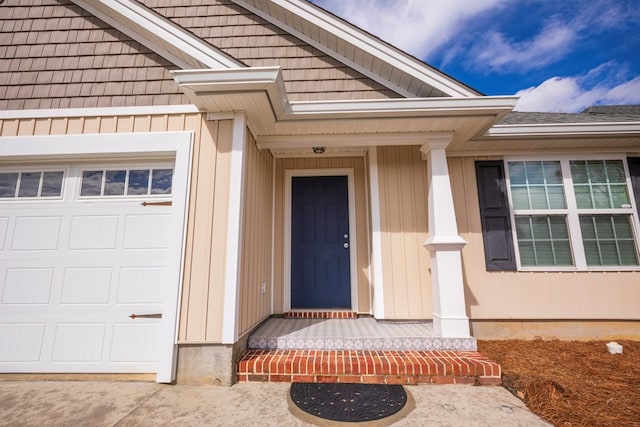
[289,382,408,423]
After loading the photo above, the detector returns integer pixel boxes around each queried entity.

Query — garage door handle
[129,313,162,319]
[141,201,172,207]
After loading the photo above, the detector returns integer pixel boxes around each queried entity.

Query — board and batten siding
[273,157,371,314]
[0,113,234,343]
[449,156,640,320]
[237,132,274,338]
[375,146,432,319]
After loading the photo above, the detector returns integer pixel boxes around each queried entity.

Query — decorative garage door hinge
[140,201,172,206]
[129,313,163,319]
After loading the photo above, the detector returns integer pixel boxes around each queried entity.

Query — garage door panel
[61,268,112,304]
[2,268,54,304]
[124,215,171,249]
[111,323,160,362]
[11,217,62,250]
[69,215,118,250]
[0,217,8,249]
[52,323,107,362]
[117,267,165,304]
[0,323,45,362]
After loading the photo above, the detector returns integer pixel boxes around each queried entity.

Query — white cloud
[472,21,576,73]
[312,0,504,59]
[515,73,640,113]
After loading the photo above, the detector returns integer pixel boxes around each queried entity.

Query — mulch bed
[478,340,640,427]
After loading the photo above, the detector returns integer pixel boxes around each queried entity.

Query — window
[0,170,64,199]
[506,157,640,269]
[79,168,173,197]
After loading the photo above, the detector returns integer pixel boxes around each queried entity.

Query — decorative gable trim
[71,0,243,70]
[231,0,480,98]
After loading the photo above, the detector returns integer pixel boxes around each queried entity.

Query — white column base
[426,241,471,338]
[432,314,472,338]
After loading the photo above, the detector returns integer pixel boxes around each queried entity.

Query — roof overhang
[452,121,640,156]
[173,67,517,156]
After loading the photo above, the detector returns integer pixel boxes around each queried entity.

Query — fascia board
[232,0,479,98]
[286,97,518,119]
[487,122,640,138]
[72,0,243,70]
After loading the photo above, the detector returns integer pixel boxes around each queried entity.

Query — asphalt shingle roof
[499,105,640,125]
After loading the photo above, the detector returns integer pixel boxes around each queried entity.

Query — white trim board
[367,148,385,318]
[0,131,193,383]
[222,113,248,344]
[283,169,359,313]
[0,105,201,120]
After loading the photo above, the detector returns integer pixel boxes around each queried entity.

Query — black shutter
[475,160,517,271]
[629,157,640,215]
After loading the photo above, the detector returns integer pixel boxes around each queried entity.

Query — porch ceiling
[172,67,518,156]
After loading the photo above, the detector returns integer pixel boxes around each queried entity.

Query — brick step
[237,349,501,385]
[283,311,358,319]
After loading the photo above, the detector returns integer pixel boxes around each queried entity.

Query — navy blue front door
[291,176,351,309]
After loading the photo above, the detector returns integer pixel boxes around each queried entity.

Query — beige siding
[375,146,432,319]
[238,132,274,337]
[0,113,234,342]
[450,156,640,320]
[273,157,371,313]
[140,0,401,101]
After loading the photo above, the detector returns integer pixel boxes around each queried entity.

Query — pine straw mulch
[478,340,640,427]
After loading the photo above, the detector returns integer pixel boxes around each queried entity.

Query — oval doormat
[289,382,408,423]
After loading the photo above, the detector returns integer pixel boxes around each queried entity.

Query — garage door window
[0,171,64,199]
[80,168,173,197]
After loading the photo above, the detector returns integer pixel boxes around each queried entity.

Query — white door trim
[283,168,358,313]
[0,131,193,383]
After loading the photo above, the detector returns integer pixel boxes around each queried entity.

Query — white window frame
[0,166,68,201]
[505,154,640,271]
[75,162,175,200]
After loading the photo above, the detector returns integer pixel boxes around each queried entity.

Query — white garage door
[0,161,180,374]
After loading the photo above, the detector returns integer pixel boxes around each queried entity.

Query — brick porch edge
[237,350,501,385]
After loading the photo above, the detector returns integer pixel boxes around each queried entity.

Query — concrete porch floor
[238,315,499,385]
[248,316,477,351]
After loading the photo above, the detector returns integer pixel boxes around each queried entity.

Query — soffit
[231,0,480,98]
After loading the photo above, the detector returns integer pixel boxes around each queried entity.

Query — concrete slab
[0,381,550,426]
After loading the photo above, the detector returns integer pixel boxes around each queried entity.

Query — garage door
[0,161,180,374]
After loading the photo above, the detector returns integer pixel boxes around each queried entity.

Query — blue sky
[309,0,640,113]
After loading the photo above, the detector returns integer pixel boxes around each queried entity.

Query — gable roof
[71,0,480,99]
[231,0,481,98]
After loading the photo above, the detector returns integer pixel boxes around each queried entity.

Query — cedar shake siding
[0,0,188,110]
[139,0,402,101]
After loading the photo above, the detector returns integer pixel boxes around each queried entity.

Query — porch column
[420,134,470,338]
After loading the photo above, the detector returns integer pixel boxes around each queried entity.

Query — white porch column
[420,134,470,338]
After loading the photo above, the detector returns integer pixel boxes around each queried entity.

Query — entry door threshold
[284,311,357,319]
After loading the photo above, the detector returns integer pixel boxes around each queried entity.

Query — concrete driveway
[0,380,550,426]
